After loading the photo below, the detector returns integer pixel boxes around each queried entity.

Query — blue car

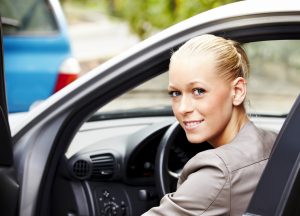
[1,0,80,113]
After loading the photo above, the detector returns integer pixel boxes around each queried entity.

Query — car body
[1,0,300,215]
[1,0,80,113]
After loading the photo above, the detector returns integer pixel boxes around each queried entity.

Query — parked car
[1,0,80,113]
[1,0,300,215]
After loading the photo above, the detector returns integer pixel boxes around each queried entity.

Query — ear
[231,77,247,106]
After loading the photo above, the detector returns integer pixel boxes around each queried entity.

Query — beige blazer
[143,122,277,216]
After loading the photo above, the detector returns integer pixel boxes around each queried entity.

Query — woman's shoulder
[178,149,228,185]
[179,122,278,182]
[214,121,277,172]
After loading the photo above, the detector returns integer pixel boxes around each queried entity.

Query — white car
[1,1,300,215]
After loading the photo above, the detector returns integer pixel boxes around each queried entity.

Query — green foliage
[104,0,238,39]
[61,0,238,39]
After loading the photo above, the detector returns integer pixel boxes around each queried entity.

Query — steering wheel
[155,121,212,198]
[155,121,183,198]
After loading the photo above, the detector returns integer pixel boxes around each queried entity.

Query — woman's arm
[142,152,229,216]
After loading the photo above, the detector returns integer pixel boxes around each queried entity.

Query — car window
[96,40,300,118]
[99,72,170,114]
[245,40,300,116]
[0,0,58,35]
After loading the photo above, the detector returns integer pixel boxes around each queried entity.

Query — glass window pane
[100,72,170,113]
[1,0,58,35]
[245,40,300,115]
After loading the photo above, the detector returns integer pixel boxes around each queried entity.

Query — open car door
[245,95,300,216]
[0,18,19,215]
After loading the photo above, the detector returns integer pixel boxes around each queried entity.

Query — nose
[178,95,194,115]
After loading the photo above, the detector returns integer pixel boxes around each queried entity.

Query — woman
[142,34,277,215]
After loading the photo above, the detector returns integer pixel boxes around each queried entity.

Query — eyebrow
[188,80,206,86]
[168,80,206,89]
[168,83,176,89]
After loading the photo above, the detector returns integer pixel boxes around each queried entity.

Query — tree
[61,0,238,39]
[104,0,239,39]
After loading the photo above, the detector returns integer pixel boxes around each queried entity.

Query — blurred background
[62,0,237,74]
[6,0,300,117]
[2,0,237,113]
[2,0,300,136]
[61,0,300,116]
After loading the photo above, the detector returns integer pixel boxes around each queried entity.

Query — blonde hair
[170,34,249,81]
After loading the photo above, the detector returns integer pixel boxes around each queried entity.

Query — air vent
[90,153,115,180]
[72,160,91,180]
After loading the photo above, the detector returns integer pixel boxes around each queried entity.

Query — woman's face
[168,55,235,147]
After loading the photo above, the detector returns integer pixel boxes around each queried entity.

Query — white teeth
[184,120,203,129]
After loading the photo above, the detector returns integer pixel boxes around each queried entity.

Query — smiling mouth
[183,120,204,130]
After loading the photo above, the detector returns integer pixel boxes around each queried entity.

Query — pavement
[67,12,140,73]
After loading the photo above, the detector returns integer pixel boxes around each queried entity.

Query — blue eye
[193,88,205,96]
[168,91,181,97]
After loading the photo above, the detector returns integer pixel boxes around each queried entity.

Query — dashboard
[50,116,283,216]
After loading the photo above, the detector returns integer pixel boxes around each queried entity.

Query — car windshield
[90,40,300,121]
[0,0,58,35]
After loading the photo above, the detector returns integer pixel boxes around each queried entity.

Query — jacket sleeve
[142,151,230,216]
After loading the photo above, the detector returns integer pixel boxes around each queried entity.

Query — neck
[209,106,249,148]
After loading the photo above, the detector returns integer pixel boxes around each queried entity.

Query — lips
[183,120,204,130]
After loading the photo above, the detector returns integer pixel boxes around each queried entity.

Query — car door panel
[245,95,300,215]
[0,17,19,216]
